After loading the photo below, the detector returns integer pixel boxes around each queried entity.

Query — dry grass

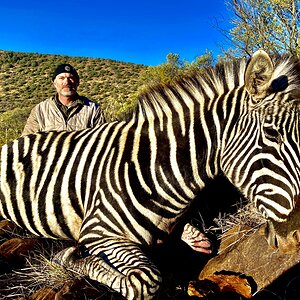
[14,243,77,291]
[209,201,267,254]
[0,238,121,299]
[0,224,78,298]
[0,258,67,298]
[212,201,266,234]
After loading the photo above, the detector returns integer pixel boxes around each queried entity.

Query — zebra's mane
[133,54,300,120]
[133,59,244,121]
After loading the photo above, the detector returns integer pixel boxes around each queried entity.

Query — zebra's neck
[133,79,247,195]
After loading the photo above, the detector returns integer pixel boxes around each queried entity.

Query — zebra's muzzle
[265,205,300,254]
[273,230,300,254]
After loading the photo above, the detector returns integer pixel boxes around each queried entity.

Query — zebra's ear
[245,50,274,100]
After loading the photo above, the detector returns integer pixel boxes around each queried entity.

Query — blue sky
[0,0,233,66]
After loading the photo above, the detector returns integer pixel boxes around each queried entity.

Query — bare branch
[222,0,300,58]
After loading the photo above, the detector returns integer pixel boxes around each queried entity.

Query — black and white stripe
[1,50,300,299]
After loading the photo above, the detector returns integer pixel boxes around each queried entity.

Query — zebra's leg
[181,223,212,254]
[53,242,161,300]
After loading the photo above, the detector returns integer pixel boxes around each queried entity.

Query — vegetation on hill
[0,50,146,145]
[0,50,214,146]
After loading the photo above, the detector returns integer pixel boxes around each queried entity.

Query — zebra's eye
[264,127,281,143]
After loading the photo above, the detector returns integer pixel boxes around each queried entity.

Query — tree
[225,0,300,58]
[137,50,214,90]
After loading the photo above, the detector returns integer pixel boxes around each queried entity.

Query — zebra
[1,49,300,299]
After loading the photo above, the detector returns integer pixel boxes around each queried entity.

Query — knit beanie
[52,64,80,83]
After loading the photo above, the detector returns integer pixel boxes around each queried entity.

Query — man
[22,63,105,136]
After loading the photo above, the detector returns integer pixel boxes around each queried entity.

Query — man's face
[53,73,78,97]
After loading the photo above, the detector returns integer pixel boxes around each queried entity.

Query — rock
[15,279,126,300]
[29,288,56,300]
[218,225,253,253]
[192,225,300,297]
[188,278,220,298]
[188,273,252,298]
[0,237,39,266]
[55,278,125,300]
[0,219,17,236]
[31,288,56,300]
[55,279,96,300]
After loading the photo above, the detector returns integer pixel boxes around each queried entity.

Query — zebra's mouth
[273,230,300,254]
[265,206,300,254]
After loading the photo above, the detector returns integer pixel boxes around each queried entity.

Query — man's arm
[92,105,106,127]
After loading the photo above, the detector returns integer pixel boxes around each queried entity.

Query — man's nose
[63,77,72,84]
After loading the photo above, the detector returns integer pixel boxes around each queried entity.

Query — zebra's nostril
[274,235,279,249]
[292,231,300,244]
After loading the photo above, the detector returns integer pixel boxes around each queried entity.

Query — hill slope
[0,50,146,145]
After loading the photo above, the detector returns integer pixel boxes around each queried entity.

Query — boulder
[0,219,17,236]
[23,278,126,300]
[55,279,108,300]
[17,287,57,300]
[0,237,39,266]
[188,225,300,298]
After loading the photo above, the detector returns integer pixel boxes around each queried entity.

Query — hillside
[0,50,146,145]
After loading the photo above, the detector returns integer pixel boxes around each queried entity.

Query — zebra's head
[221,50,300,253]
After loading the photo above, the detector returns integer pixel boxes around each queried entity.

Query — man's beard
[59,87,77,97]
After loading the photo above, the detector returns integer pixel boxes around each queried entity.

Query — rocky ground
[2,219,300,300]
[190,224,300,300]
[0,219,213,300]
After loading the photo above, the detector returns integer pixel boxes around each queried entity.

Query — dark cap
[52,64,80,83]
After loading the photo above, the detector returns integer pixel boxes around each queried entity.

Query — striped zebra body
[1,50,300,299]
